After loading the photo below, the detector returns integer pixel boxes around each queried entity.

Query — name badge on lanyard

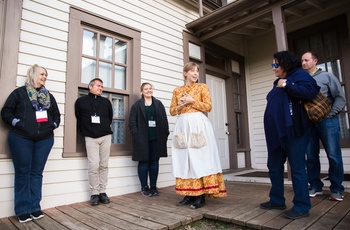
[36,110,48,123]
[148,120,156,127]
[91,115,101,124]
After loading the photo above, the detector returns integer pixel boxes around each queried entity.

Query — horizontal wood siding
[0,0,199,218]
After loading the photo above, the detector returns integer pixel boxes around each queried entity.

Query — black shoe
[176,196,195,206]
[190,195,205,209]
[18,213,32,223]
[260,201,286,210]
[99,193,110,204]
[283,209,309,219]
[31,210,44,220]
[150,186,159,196]
[90,195,100,206]
[141,186,152,197]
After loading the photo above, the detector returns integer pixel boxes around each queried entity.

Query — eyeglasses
[271,63,279,68]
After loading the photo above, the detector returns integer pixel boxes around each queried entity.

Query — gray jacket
[313,68,346,117]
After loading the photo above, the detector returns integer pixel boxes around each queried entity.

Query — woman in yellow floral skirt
[170,62,226,209]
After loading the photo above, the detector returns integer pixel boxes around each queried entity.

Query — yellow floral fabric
[175,173,227,197]
[170,83,212,116]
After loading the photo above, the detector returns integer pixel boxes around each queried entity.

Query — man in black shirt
[75,78,113,206]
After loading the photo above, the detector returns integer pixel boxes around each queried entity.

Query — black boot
[190,194,205,209]
[176,196,195,206]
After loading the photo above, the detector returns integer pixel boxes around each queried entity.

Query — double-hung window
[64,8,141,157]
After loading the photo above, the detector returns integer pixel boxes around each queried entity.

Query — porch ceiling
[186,0,350,44]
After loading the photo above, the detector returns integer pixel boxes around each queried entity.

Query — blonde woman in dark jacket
[1,64,60,223]
[129,82,169,197]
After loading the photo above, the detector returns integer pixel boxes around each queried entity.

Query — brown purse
[303,92,331,122]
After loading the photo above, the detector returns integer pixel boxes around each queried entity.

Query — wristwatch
[282,82,287,88]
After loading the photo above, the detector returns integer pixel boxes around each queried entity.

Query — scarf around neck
[26,82,51,111]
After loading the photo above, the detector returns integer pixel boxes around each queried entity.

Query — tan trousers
[85,134,111,195]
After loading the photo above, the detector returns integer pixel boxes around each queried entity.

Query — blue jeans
[138,140,159,188]
[306,117,344,193]
[267,128,311,214]
[8,132,54,216]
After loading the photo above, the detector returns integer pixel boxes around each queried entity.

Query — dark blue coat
[264,68,320,153]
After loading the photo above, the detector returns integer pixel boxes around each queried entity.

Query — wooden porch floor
[1,181,349,230]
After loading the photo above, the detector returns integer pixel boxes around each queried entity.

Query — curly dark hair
[273,51,301,73]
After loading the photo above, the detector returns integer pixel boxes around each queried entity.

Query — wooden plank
[204,182,273,221]
[0,218,17,230]
[110,196,184,229]
[262,192,329,230]
[56,205,121,229]
[74,202,148,230]
[282,195,339,230]
[80,201,167,230]
[333,210,350,230]
[234,185,294,228]
[44,207,95,230]
[8,216,43,230]
[32,211,69,230]
[0,182,349,230]
[122,192,203,223]
[308,193,350,230]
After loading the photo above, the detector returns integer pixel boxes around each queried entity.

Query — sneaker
[90,194,100,206]
[309,188,323,197]
[329,192,344,201]
[260,201,286,210]
[141,186,152,197]
[284,209,309,219]
[18,213,32,223]
[99,193,110,204]
[150,186,159,196]
[31,211,44,220]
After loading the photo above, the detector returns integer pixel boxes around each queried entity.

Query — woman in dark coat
[129,82,169,197]
[261,51,320,220]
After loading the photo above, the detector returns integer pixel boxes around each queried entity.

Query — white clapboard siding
[245,32,276,170]
[0,0,200,218]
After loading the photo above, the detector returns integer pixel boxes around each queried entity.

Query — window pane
[99,61,112,88]
[236,113,241,145]
[233,94,240,110]
[115,40,127,64]
[81,58,96,84]
[111,94,125,144]
[115,65,126,90]
[100,35,113,60]
[112,94,124,118]
[112,120,125,144]
[189,42,201,59]
[82,30,97,57]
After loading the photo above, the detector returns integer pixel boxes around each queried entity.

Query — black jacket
[1,86,61,140]
[129,97,169,161]
[75,92,113,138]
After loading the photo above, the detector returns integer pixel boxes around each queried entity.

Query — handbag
[303,92,331,122]
[189,131,207,148]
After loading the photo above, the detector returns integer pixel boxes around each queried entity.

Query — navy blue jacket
[264,68,320,153]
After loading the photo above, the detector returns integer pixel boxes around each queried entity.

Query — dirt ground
[175,218,252,230]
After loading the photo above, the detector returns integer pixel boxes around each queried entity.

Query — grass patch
[175,218,253,230]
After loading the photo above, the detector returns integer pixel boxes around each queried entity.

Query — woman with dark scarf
[1,64,61,223]
[260,51,319,220]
